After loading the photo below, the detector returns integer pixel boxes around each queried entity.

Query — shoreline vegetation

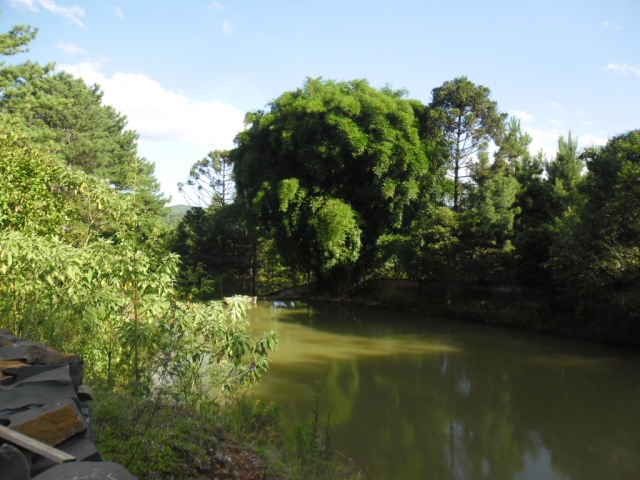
[266,280,640,348]
[1,14,639,479]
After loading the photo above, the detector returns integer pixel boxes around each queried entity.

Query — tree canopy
[232,77,431,285]
[429,76,506,211]
[0,23,167,216]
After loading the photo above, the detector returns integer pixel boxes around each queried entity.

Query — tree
[0,21,167,216]
[429,77,506,211]
[549,130,640,329]
[546,132,583,216]
[178,150,234,208]
[170,203,257,298]
[0,22,54,91]
[232,78,431,288]
[2,72,167,215]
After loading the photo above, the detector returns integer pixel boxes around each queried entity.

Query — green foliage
[0,123,277,396]
[233,77,431,285]
[0,20,167,216]
[429,76,507,211]
[547,132,583,216]
[0,22,54,90]
[170,203,258,298]
[550,130,640,329]
[178,150,234,208]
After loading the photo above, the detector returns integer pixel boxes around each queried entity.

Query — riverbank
[265,280,640,348]
[94,390,366,480]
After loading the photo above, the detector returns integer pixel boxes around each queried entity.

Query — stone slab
[47,355,83,389]
[35,348,63,365]
[0,360,30,373]
[9,400,87,447]
[78,383,94,401]
[31,432,103,476]
[0,443,30,480]
[31,461,138,480]
[0,344,45,364]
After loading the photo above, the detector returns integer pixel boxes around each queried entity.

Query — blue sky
[3,0,639,204]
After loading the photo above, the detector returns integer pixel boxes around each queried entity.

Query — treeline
[0,14,280,459]
[173,77,640,340]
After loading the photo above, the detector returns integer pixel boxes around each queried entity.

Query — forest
[174,78,640,344]
[1,15,639,479]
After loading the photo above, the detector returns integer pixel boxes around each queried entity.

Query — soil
[201,439,277,480]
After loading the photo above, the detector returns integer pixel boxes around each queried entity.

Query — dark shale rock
[35,348,63,366]
[31,461,137,480]
[0,333,136,479]
[8,400,88,446]
[0,443,31,480]
[30,432,103,476]
[46,355,83,391]
[77,383,94,402]
[0,360,31,373]
[13,365,71,384]
[0,343,45,364]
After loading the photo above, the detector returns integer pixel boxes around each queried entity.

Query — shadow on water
[247,301,640,480]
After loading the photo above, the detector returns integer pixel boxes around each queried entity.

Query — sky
[3,0,639,205]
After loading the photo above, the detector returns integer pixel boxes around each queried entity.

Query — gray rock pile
[0,329,136,480]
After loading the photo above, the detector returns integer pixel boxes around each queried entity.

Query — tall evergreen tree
[546,132,583,216]
[428,77,507,211]
[0,22,167,215]
[178,150,234,208]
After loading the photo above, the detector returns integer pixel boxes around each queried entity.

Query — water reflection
[248,301,640,480]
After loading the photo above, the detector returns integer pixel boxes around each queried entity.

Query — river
[247,300,640,480]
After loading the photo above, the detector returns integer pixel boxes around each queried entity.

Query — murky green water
[247,301,640,480]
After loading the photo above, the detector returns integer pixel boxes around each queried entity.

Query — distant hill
[164,204,191,227]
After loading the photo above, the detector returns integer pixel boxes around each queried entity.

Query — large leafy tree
[232,78,431,286]
[429,76,506,211]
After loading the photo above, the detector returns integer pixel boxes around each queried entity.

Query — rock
[79,401,95,443]
[0,366,78,425]
[77,383,94,401]
[0,360,30,373]
[0,443,30,480]
[0,344,43,364]
[31,461,137,480]
[46,355,83,391]
[9,400,87,446]
[30,432,103,476]
[35,348,63,366]
[11,365,71,385]
[0,375,16,386]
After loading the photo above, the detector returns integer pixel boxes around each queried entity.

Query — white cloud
[576,109,586,116]
[579,134,607,148]
[508,110,534,123]
[522,127,561,160]
[603,20,622,31]
[56,42,86,55]
[59,62,245,146]
[550,102,565,113]
[9,0,85,27]
[580,121,591,125]
[209,1,226,10]
[111,5,124,20]
[549,119,562,127]
[223,20,234,34]
[59,62,246,203]
[602,63,640,76]
[8,0,38,12]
